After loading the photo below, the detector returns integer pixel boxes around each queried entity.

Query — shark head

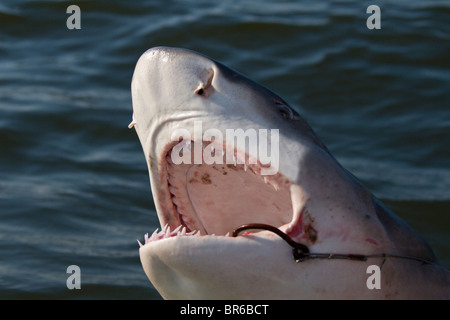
[130,47,445,299]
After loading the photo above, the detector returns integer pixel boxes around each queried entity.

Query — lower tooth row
[138,225,232,247]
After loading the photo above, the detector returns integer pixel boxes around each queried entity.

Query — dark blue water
[1,0,449,299]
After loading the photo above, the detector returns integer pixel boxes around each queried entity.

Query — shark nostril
[194,68,214,97]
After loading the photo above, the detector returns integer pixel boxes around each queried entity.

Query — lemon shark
[130,47,449,299]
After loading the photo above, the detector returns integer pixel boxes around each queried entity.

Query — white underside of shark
[130,47,449,299]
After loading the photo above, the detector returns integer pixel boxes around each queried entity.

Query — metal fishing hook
[232,223,436,265]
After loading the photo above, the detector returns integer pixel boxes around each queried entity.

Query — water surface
[1,0,449,299]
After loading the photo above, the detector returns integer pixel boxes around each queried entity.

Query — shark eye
[275,99,301,120]
[196,88,204,96]
[278,106,291,119]
[275,101,293,119]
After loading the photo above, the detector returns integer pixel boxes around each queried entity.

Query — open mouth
[139,140,308,246]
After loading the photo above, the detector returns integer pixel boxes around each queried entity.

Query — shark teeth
[139,224,231,246]
[263,175,280,191]
[128,118,136,129]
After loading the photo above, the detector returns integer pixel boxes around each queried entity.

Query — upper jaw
[130,46,321,247]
